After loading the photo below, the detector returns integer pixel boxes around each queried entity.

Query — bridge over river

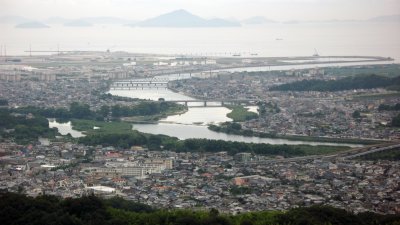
[109,79,260,106]
[166,99,259,106]
[110,79,169,90]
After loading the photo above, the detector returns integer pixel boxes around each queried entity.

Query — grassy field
[226,105,258,122]
[71,119,133,135]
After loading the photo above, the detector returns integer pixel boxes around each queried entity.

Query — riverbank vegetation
[79,131,149,149]
[356,147,400,161]
[172,139,349,156]
[270,74,400,92]
[5,104,353,157]
[0,109,57,144]
[391,113,400,127]
[209,122,380,145]
[379,103,400,111]
[10,101,187,122]
[226,105,258,122]
[70,119,133,135]
[110,102,187,118]
[78,129,349,157]
[1,192,399,225]
[65,117,352,157]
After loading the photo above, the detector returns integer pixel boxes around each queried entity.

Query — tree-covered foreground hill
[1,193,399,225]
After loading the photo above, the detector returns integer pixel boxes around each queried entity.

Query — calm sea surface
[1,22,399,61]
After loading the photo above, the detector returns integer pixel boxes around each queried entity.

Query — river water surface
[105,61,389,147]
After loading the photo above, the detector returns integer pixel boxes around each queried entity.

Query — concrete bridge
[117,78,171,82]
[166,99,259,107]
[110,80,169,90]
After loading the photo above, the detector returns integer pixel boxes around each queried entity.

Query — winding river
[106,60,396,147]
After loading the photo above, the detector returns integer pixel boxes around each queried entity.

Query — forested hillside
[1,193,399,225]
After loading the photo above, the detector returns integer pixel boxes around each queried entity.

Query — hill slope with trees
[1,193,399,225]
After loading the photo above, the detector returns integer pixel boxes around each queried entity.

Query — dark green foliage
[357,147,400,161]
[164,138,337,157]
[270,74,400,92]
[111,102,186,117]
[226,106,258,122]
[352,110,361,118]
[11,101,186,121]
[276,205,361,225]
[13,105,74,120]
[78,132,177,150]
[392,114,400,127]
[257,101,281,115]
[69,102,93,119]
[230,186,252,195]
[0,98,8,106]
[276,205,400,225]
[104,197,154,213]
[379,103,400,111]
[78,131,346,157]
[99,105,110,117]
[0,193,83,225]
[99,93,140,102]
[0,109,57,143]
[78,132,148,148]
[210,122,277,138]
[1,193,399,225]
[209,122,247,136]
[62,195,110,224]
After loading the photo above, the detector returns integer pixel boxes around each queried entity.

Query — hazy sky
[1,0,399,21]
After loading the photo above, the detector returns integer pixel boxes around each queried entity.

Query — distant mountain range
[15,21,49,29]
[45,16,135,25]
[2,11,399,28]
[130,9,240,27]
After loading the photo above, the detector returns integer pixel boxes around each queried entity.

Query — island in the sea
[130,9,241,27]
[15,21,50,28]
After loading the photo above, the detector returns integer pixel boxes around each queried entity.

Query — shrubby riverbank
[209,122,381,145]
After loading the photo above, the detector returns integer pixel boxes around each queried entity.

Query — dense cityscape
[0,53,399,219]
[1,0,400,224]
